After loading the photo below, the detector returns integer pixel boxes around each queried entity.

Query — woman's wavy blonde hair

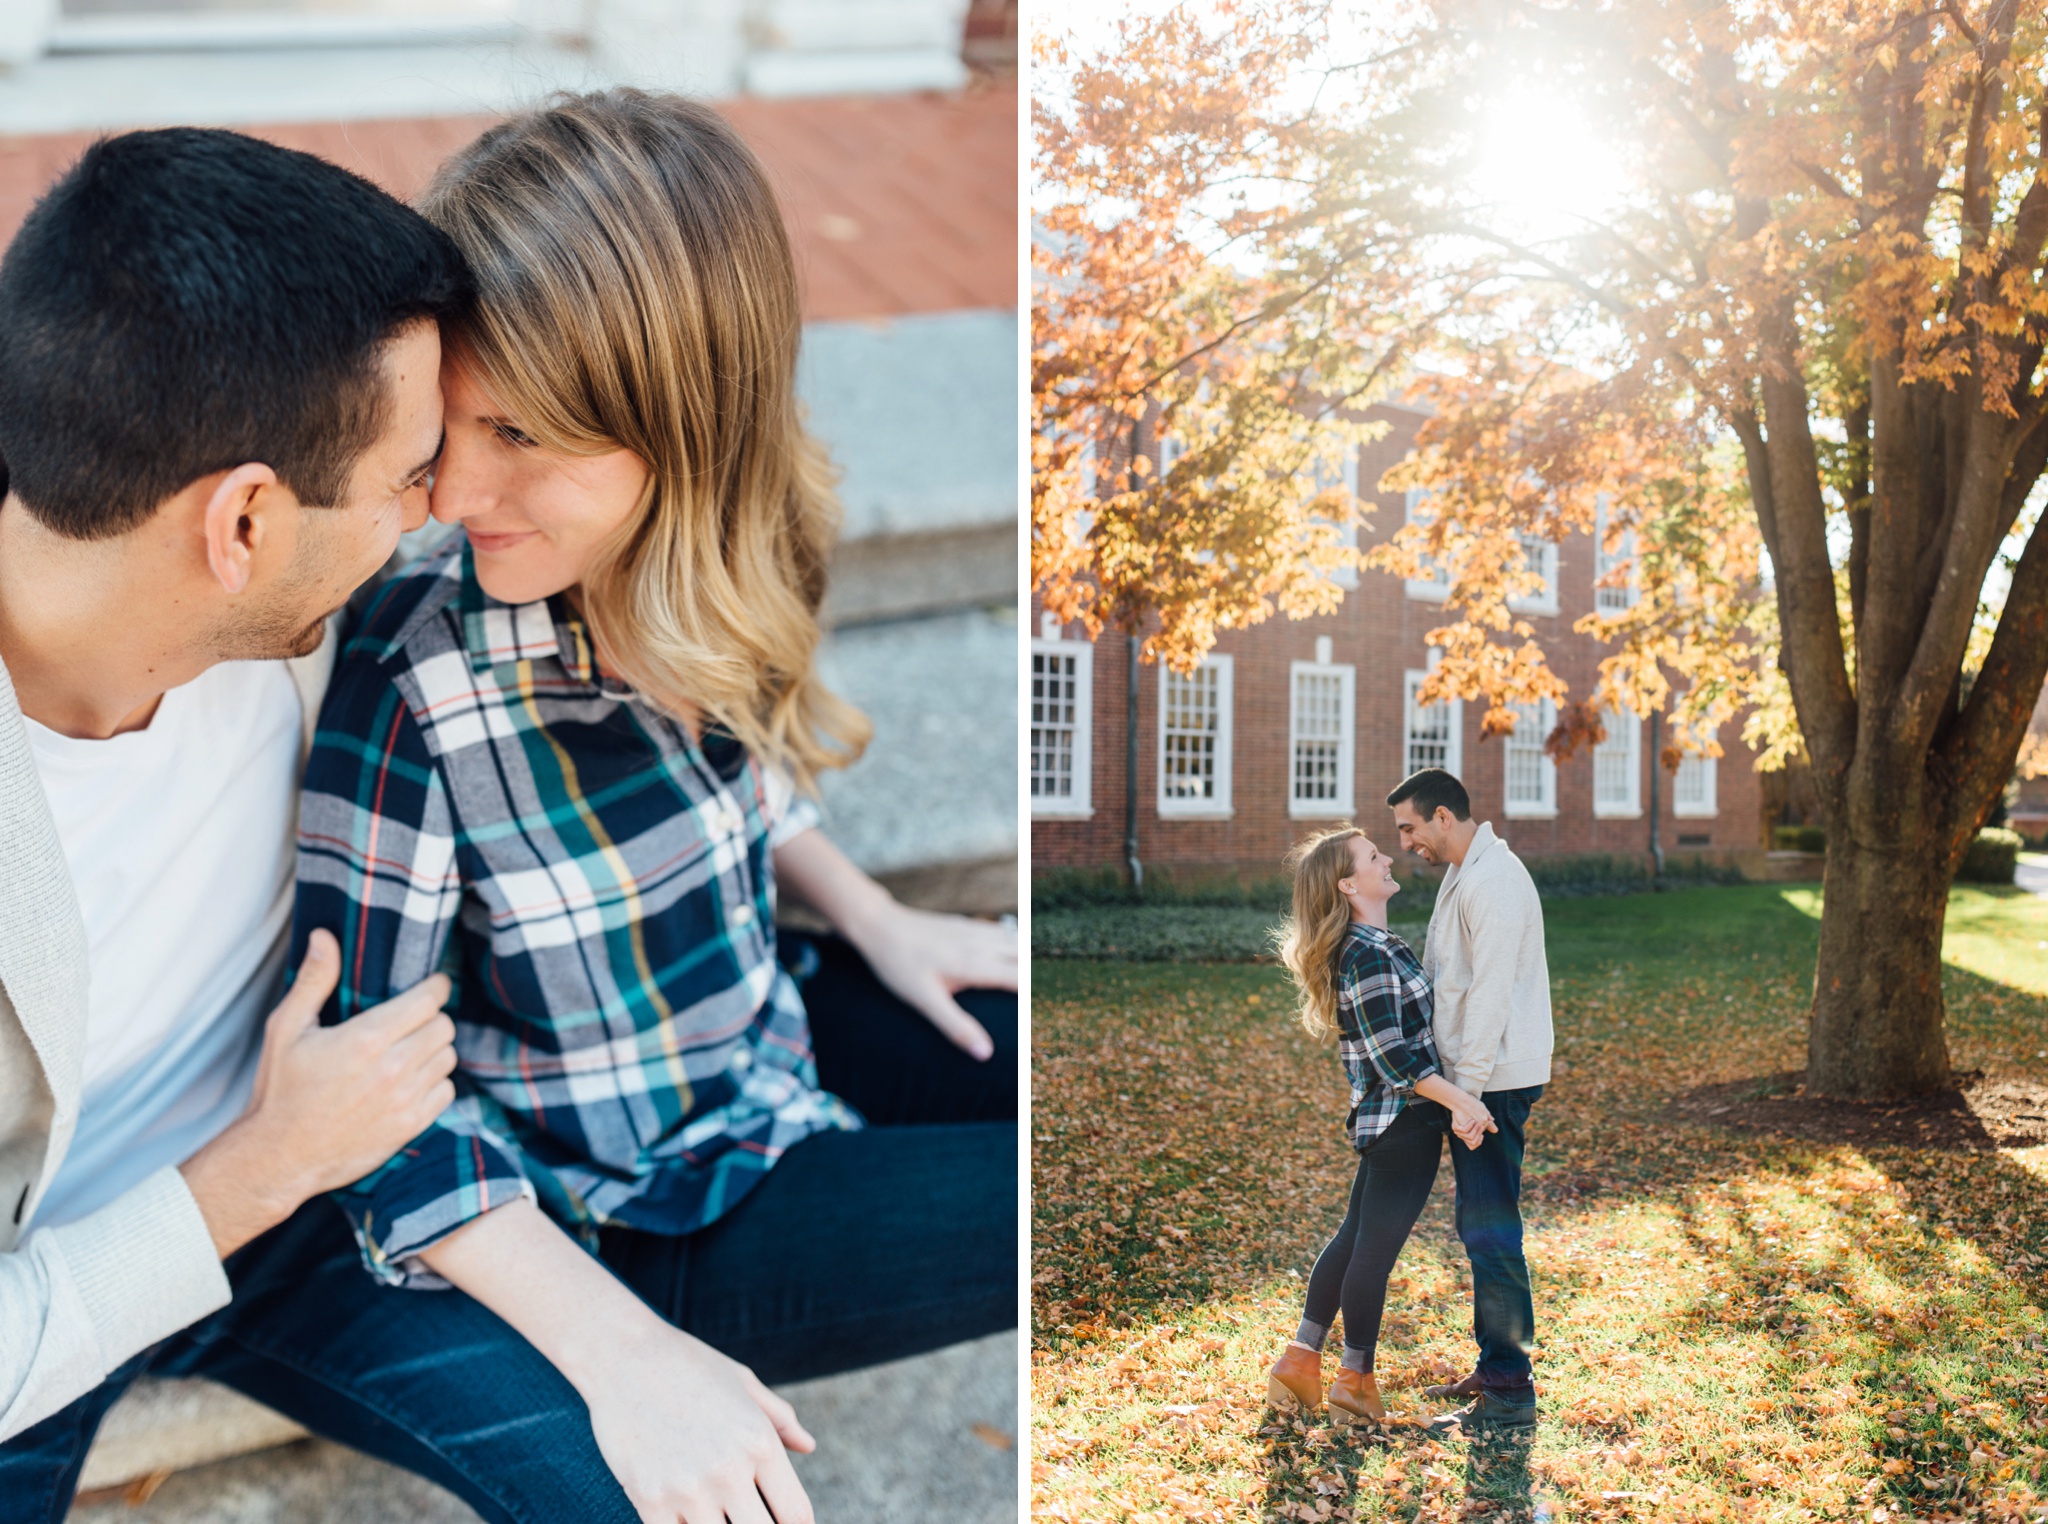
[421,88,869,785]
[1275,826,1365,1044]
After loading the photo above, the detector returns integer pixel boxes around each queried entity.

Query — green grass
[1031,884,2048,1524]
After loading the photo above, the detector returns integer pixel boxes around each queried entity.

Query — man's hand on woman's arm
[419,1197,815,1524]
[772,827,1016,1061]
[178,929,458,1259]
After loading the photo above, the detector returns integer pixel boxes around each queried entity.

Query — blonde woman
[1265,827,1495,1427]
[292,92,1015,1524]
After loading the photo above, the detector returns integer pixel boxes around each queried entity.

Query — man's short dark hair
[0,128,469,539]
[1387,767,1470,822]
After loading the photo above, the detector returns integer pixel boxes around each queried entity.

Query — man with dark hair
[0,130,664,1523]
[1386,767,1554,1432]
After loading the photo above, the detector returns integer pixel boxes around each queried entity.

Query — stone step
[814,604,1018,911]
[73,1333,1016,1521]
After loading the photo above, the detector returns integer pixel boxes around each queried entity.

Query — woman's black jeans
[1302,1099,1446,1368]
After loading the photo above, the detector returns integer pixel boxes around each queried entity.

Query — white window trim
[1403,487,1451,603]
[1157,654,1234,818]
[1313,445,1360,590]
[1029,637,1094,818]
[1507,533,1560,617]
[1593,497,1640,612]
[1672,745,1719,818]
[1502,698,1558,819]
[1402,667,1463,781]
[1289,660,1356,818]
[1593,707,1643,819]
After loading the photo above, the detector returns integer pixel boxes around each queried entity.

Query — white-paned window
[1503,699,1557,817]
[1593,707,1642,817]
[1030,636,1093,817]
[1673,736,1718,818]
[1594,498,1639,612]
[1158,655,1233,816]
[1509,532,1560,616]
[1289,660,1356,817]
[1313,446,1361,589]
[1403,487,1451,603]
[1403,667,1463,780]
[1156,431,1184,479]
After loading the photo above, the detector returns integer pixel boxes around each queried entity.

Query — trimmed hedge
[1958,827,2023,885]
[1772,824,1827,853]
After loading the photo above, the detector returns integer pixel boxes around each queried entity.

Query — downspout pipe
[1125,631,1143,897]
[1648,707,1666,886]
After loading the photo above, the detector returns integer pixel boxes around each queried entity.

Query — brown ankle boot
[1264,1343,1323,1414]
[1327,1367,1385,1426]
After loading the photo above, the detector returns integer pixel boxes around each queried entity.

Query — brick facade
[1031,405,1766,883]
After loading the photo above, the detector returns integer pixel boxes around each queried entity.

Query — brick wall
[1031,404,1766,882]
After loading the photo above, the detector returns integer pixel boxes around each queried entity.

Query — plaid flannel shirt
[1335,923,1443,1150]
[294,541,859,1287]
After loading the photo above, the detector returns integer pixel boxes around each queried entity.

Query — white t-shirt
[25,659,303,1229]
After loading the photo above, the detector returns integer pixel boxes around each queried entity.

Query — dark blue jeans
[1450,1083,1543,1394]
[0,938,1016,1523]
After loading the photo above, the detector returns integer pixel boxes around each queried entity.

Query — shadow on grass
[1033,884,2048,1522]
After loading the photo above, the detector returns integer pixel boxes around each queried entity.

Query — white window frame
[1157,654,1233,817]
[1508,532,1560,616]
[1312,445,1361,590]
[1030,636,1093,818]
[1502,698,1558,818]
[1289,659,1356,818]
[1594,497,1639,613]
[1403,487,1451,603]
[1593,707,1643,818]
[1402,666,1463,781]
[1673,735,1719,818]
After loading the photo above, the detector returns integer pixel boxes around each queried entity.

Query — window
[1289,660,1355,817]
[1312,446,1360,589]
[1403,666,1463,780]
[1509,532,1560,616]
[1030,636,1093,817]
[1155,431,1184,479]
[1158,655,1233,816]
[1593,707,1642,817]
[1503,699,1557,817]
[1673,738,1718,818]
[1594,498,1639,612]
[1403,488,1451,603]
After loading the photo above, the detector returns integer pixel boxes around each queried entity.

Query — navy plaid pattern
[294,542,858,1287]
[1335,923,1443,1149]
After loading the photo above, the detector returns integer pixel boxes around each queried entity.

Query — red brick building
[1030,404,1766,885]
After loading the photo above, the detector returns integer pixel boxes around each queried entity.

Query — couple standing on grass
[1268,767,1555,1436]
[0,93,1015,1524]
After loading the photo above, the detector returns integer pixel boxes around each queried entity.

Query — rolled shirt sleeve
[293,652,532,1288]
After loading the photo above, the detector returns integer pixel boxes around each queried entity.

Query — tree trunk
[1805,835,1954,1099]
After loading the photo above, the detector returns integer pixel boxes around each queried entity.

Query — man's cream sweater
[0,632,332,1440]
[1421,821,1554,1097]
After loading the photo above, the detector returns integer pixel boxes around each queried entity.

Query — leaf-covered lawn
[1030,884,2048,1523]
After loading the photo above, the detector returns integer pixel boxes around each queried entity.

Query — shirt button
[730,902,756,929]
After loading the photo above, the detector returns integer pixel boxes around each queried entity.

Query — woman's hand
[844,900,1016,1061]
[1413,1072,1497,1151]
[420,1199,815,1523]
[583,1325,815,1524]
[771,828,1017,1060]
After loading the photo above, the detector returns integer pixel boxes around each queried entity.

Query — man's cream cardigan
[0,635,331,1441]
[1421,821,1555,1098]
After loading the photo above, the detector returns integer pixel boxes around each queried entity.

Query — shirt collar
[457,541,598,682]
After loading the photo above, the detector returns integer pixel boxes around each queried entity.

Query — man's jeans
[0,944,1016,1523]
[1449,1083,1543,1394]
